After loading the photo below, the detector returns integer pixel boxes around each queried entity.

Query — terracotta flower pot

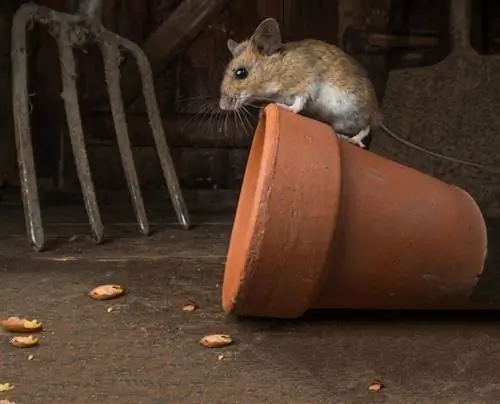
[222,104,488,319]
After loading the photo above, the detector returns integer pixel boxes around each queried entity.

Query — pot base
[222,105,488,319]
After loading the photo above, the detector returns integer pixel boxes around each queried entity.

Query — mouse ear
[250,18,282,56]
[227,39,248,57]
[227,39,239,54]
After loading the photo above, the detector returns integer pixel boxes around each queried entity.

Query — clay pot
[222,104,488,319]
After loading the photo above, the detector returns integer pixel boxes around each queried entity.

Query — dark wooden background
[0,0,498,198]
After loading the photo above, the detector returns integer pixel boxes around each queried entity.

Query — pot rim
[222,105,280,314]
[222,104,343,317]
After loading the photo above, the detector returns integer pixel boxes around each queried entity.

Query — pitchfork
[11,0,190,251]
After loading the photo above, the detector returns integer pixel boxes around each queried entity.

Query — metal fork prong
[56,28,104,243]
[11,5,45,251]
[107,32,190,229]
[100,41,150,235]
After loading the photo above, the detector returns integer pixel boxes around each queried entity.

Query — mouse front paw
[276,95,307,114]
[276,102,296,113]
[347,137,367,149]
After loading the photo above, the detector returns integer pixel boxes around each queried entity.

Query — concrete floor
[1,197,500,404]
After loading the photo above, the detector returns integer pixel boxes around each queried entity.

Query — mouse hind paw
[336,127,370,149]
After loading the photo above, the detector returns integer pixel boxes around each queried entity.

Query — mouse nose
[219,96,230,110]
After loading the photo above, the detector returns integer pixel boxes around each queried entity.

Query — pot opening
[223,106,277,310]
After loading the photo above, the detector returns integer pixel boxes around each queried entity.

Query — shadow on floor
[0,199,499,403]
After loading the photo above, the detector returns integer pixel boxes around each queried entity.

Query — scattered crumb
[199,334,233,348]
[368,379,384,391]
[28,354,35,361]
[182,300,199,312]
[9,335,39,348]
[107,307,113,313]
[52,256,77,262]
[0,399,16,404]
[89,284,125,301]
[1,317,43,333]
[0,383,14,392]
[217,354,225,360]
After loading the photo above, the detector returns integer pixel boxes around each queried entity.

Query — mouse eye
[234,67,248,80]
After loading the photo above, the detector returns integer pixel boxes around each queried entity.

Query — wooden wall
[0,1,25,189]
[0,0,497,208]
[77,0,347,192]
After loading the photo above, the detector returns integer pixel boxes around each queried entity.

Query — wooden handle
[77,0,102,21]
[450,0,472,51]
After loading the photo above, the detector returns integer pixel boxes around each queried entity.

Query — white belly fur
[305,84,361,133]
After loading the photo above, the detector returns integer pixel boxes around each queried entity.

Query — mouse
[219,17,500,174]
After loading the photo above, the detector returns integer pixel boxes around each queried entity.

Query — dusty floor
[1,196,500,404]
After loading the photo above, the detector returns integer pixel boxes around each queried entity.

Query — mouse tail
[369,108,384,129]
[379,123,500,174]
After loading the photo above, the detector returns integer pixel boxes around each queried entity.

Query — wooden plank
[336,0,393,102]
[282,0,339,43]
[82,111,257,148]
[117,0,232,109]
[64,145,249,190]
[30,0,70,184]
[470,0,486,53]
[0,1,24,187]
[79,0,162,110]
[146,0,184,29]
[222,0,284,40]
[174,0,284,114]
[337,0,365,45]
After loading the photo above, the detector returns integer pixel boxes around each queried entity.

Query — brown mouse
[219,17,380,149]
[219,17,500,173]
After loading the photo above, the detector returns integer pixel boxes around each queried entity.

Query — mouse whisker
[250,95,281,104]
[234,109,243,134]
[175,94,217,111]
[224,110,231,141]
[236,108,251,137]
[240,106,256,134]
[180,100,215,132]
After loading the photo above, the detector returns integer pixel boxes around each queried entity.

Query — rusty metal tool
[11,1,190,251]
[372,0,500,214]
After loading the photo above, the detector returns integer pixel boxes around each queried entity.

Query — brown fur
[219,18,382,134]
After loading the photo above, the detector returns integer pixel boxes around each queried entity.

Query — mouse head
[219,18,284,111]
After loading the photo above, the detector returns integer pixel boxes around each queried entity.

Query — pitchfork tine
[100,41,150,235]
[56,28,104,243]
[11,2,190,250]
[11,5,45,251]
[110,35,191,228]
